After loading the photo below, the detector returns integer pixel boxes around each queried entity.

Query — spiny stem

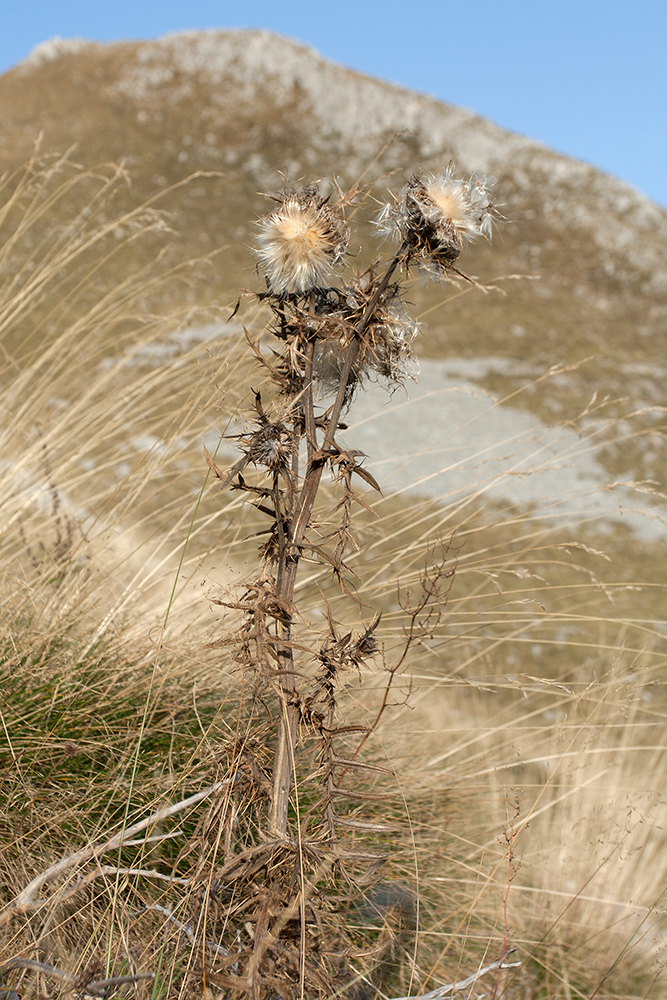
[267,247,405,838]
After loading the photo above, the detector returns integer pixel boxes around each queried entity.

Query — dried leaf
[331,757,392,774]
[352,463,382,493]
[203,445,225,479]
[333,815,399,832]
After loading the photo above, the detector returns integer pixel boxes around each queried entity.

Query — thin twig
[138,903,228,958]
[0,780,228,927]
[387,954,521,1000]
[0,959,154,997]
[89,973,155,992]
[49,865,193,908]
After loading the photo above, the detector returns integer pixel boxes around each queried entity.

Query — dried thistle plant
[197,168,504,998]
[0,163,504,1000]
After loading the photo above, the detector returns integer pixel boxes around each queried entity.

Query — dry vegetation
[1,153,666,1000]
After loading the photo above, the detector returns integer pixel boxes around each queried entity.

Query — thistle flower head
[379,165,497,278]
[311,276,418,396]
[255,185,349,296]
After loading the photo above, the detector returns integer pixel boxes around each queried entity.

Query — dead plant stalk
[267,248,404,837]
[199,169,501,994]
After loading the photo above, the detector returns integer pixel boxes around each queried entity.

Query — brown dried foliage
[190,183,460,998]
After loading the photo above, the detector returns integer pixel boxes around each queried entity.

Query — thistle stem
[267,247,405,838]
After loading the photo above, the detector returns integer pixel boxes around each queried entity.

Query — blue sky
[3,1,666,207]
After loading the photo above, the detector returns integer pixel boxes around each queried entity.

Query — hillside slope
[1,28,666,476]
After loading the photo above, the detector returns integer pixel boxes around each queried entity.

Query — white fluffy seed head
[378,165,497,277]
[255,187,348,296]
[423,173,475,235]
[411,167,496,243]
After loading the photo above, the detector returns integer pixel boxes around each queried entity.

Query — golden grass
[1,154,666,999]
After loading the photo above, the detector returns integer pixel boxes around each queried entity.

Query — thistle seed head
[241,422,290,472]
[312,277,418,395]
[379,165,497,278]
[255,185,349,296]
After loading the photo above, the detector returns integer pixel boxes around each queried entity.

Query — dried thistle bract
[312,276,418,395]
[255,184,349,296]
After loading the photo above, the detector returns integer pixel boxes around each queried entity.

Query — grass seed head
[255,185,349,296]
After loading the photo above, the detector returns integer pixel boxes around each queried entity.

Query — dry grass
[1,155,666,1000]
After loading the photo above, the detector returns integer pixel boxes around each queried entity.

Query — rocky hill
[1,28,666,482]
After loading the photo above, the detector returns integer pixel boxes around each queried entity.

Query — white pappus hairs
[255,184,349,296]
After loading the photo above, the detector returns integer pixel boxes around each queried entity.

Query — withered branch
[0,781,228,927]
